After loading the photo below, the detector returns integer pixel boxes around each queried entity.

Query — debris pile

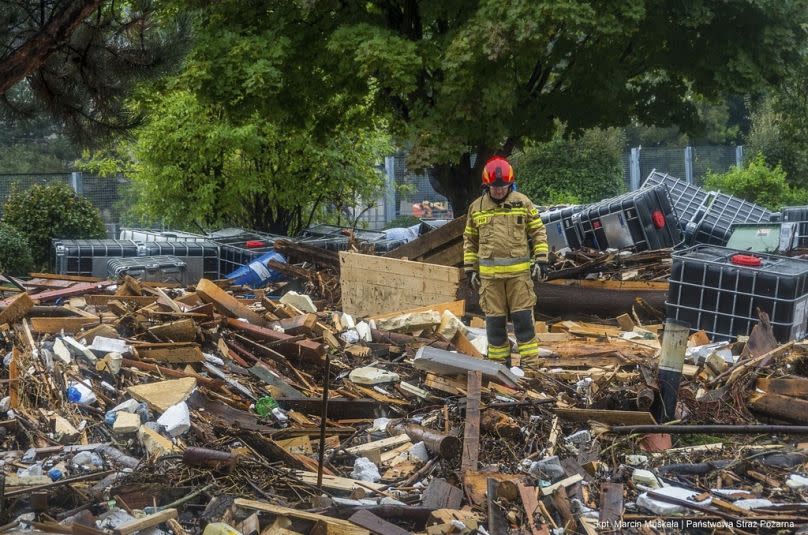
[0,271,807,534]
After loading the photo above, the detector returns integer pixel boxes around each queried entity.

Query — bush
[703,154,808,211]
[2,182,106,267]
[0,223,33,276]
[512,127,626,207]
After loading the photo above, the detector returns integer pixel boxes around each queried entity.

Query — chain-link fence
[0,145,745,235]
[625,145,743,190]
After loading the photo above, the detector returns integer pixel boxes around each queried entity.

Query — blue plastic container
[225,250,287,288]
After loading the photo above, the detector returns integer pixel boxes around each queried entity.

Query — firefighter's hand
[532,261,549,282]
[467,271,481,291]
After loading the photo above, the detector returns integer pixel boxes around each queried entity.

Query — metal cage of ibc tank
[667,245,808,342]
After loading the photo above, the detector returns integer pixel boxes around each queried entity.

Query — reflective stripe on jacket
[463,190,548,278]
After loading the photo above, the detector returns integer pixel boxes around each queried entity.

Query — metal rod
[317,353,331,490]
[610,425,808,435]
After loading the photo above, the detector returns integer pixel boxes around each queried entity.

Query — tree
[168,0,805,214]
[703,154,808,211]
[84,90,392,235]
[0,1,187,145]
[513,126,625,206]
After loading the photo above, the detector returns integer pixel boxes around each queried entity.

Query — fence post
[735,145,744,167]
[684,146,694,184]
[70,171,83,195]
[629,147,641,191]
[384,156,396,224]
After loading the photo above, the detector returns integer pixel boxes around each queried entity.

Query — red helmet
[481,156,514,188]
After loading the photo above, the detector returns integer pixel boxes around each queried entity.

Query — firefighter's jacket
[463,191,548,279]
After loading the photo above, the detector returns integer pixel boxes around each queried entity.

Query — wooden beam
[551,408,656,426]
[196,279,265,325]
[136,345,204,363]
[599,483,623,529]
[461,370,482,473]
[0,292,34,325]
[748,391,808,424]
[756,377,808,399]
[30,316,99,334]
[113,509,177,535]
[345,434,411,456]
[368,300,466,322]
[84,295,158,307]
[30,282,113,303]
[348,510,410,535]
[226,318,324,362]
[517,484,545,535]
[235,499,369,535]
[147,319,197,342]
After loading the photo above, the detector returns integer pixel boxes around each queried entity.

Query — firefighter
[462,156,549,369]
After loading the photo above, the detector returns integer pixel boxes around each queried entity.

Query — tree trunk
[429,148,498,216]
[0,0,104,96]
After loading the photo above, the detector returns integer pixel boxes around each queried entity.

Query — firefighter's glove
[467,271,481,291]
[532,261,549,282]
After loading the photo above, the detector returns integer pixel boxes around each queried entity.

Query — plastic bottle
[65,382,97,406]
[72,451,103,469]
[254,396,279,417]
[225,250,286,288]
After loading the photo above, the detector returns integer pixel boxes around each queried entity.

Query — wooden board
[385,216,464,263]
[757,377,808,399]
[348,510,411,535]
[113,509,177,535]
[234,499,370,535]
[552,408,657,425]
[748,391,808,424]
[30,316,99,334]
[84,295,158,307]
[196,279,265,325]
[127,377,197,413]
[136,345,204,363]
[368,300,465,322]
[291,470,385,492]
[422,478,463,510]
[344,434,411,455]
[0,292,33,325]
[340,252,461,317]
[599,483,624,528]
[461,370,482,473]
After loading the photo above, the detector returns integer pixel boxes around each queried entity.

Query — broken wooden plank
[0,292,34,325]
[136,344,204,363]
[599,483,623,529]
[748,391,808,424]
[147,319,196,342]
[517,484,544,535]
[347,510,410,535]
[275,397,379,419]
[345,434,411,456]
[291,470,385,492]
[30,316,99,334]
[84,295,158,307]
[113,508,177,535]
[552,408,656,426]
[421,478,463,510]
[368,300,466,322]
[385,216,464,262]
[30,282,113,303]
[540,474,584,497]
[756,377,808,399]
[249,364,305,399]
[461,370,482,473]
[196,278,266,325]
[235,499,369,535]
[226,318,324,362]
[126,377,197,413]
[340,251,461,317]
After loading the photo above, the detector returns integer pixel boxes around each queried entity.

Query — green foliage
[2,182,106,267]
[513,127,626,206]
[746,94,808,189]
[703,154,808,211]
[0,223,33,276]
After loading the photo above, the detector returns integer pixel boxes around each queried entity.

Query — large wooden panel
[340,252,461,317]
